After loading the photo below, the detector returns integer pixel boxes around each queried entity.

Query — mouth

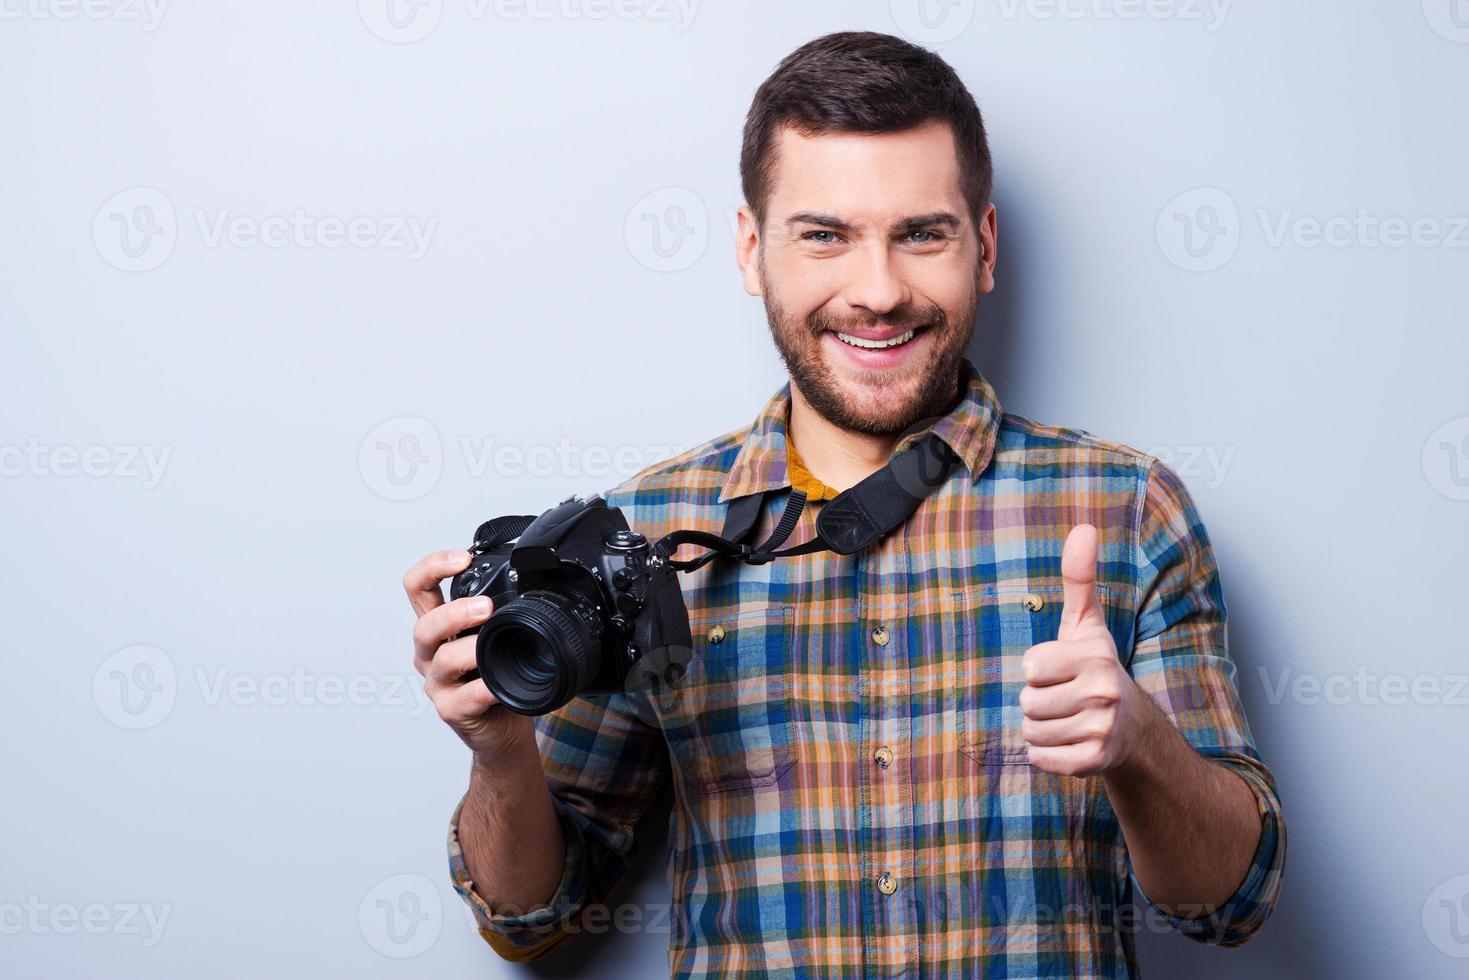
[822,323,932,371]
[834,328,918,351]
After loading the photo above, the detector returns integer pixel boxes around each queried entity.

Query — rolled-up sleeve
[1124,458,1287,946]
[447,691,670,961]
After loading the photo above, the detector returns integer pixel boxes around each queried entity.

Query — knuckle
[412,617,439,651]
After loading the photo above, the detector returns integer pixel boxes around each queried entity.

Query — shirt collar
[718,360,1004,503]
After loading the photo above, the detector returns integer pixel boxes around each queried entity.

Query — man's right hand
[404,550,537,760]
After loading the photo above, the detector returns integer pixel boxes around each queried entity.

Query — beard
[760,262,981,437]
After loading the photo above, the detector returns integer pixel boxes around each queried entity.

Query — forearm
[1102,691,1262,913]
[458,746,567,916]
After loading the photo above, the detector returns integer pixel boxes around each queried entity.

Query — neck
[787,386,900,493]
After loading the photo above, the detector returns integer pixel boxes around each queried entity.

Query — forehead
[766,119,965,222]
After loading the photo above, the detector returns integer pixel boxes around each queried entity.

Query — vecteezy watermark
[1144,444,1236,490]
[1423,416,1469,502]
[93,187,177,273]
[193,667,432,717]
[994,0,1232,31]
[0,0,168,30]
[92,187,438,272]
[92,646,433,730]
[1422,0,1469,43]
[93,645,178,730]
[0,898,173,946]
[889,0,976,44]
[1256,666,1469,707]
[1424,874,1469,958]
[1257,209,1469,251]
[357,0,699,43]
[1156,187,1241,272]
[193,209,436,260]
[357,415,687,501]
[1158,186,1469,271]
[357,0,443,43]
[625,187,708,273]
[458,437,687,481]
[359,874,443,958]
[0,440,172,488]
[358,416,444,502]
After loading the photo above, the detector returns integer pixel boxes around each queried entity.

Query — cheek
[763,256,841,323]
[897,255,977,314]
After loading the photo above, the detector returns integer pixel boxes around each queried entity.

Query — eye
[904,229,945,245]
[802,230,841,244]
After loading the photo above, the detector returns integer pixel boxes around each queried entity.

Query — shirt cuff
[447,791,590,962]
[1129,756,1286,947]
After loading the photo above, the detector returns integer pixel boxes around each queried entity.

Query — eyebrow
[785,210,964,233]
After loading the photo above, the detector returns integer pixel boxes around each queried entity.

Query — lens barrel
[475,590,601,715]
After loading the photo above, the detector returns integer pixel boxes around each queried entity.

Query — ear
[976,201,998,296]
[734,204,763,297]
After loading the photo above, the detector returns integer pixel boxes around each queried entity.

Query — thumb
[1059,523,1105,641]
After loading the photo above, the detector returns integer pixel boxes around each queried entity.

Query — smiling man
[407,30,1285,979]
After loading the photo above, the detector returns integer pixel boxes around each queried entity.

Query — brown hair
[739,31,993,230]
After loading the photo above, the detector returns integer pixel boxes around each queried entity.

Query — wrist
[471,739,541,782]
[1106,682,1172,786]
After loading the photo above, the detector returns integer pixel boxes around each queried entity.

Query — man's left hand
[1018,523,1151,777]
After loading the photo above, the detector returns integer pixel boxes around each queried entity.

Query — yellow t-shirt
[785,436,840,502]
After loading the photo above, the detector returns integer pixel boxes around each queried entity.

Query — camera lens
[475,590,601,715]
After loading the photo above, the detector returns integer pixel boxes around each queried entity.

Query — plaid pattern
[448,361,1286,978]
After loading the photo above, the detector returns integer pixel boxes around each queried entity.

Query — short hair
[740,31,993,230]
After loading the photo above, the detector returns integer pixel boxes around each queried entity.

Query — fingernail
[470,596,491,616]
[450,550,472,566]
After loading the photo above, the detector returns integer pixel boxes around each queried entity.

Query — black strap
[472,515,536,551]
[719,492,764,544]
[815,435,958,554]
[655,433,957,570]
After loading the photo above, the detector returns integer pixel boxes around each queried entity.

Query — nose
[841,242,910,317]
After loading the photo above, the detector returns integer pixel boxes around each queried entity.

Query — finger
[1019,676,1089,720]
[413,595,493,671]
[403,550,473,618]
[1059,524,1105,642]
[424,635,480,686]
[1021,640,1081,687]
[1026,743,1106,778]
[432,671,502,726]
[1020,708,1109,748]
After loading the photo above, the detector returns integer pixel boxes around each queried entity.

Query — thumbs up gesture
[1018,524,1145,777]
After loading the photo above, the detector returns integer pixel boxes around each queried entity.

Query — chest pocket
[652,603,797,794]
[956,582,1120,766]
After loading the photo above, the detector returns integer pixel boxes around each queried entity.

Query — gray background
[3,1,1467,977]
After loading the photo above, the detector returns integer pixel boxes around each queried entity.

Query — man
[405,31,1284,978]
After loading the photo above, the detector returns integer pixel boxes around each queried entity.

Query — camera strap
[654,431,959,572]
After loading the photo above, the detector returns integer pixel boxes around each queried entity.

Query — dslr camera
[450,496,693,716]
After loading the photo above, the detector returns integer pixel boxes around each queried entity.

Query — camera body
[451,496,692,716]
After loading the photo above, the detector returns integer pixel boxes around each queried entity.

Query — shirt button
[1022,594,1045,612]
[707,624,726,644]
[874,746,893,768]
[876,871,897,895]
[871,625,890,646]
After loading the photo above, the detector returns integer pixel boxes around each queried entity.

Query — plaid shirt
[448,361,1286,978]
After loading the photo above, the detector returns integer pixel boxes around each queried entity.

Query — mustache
[808,303,946,335]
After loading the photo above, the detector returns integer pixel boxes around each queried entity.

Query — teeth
[835,329,916,350]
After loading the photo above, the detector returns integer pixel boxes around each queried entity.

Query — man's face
[737,119,997,436]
